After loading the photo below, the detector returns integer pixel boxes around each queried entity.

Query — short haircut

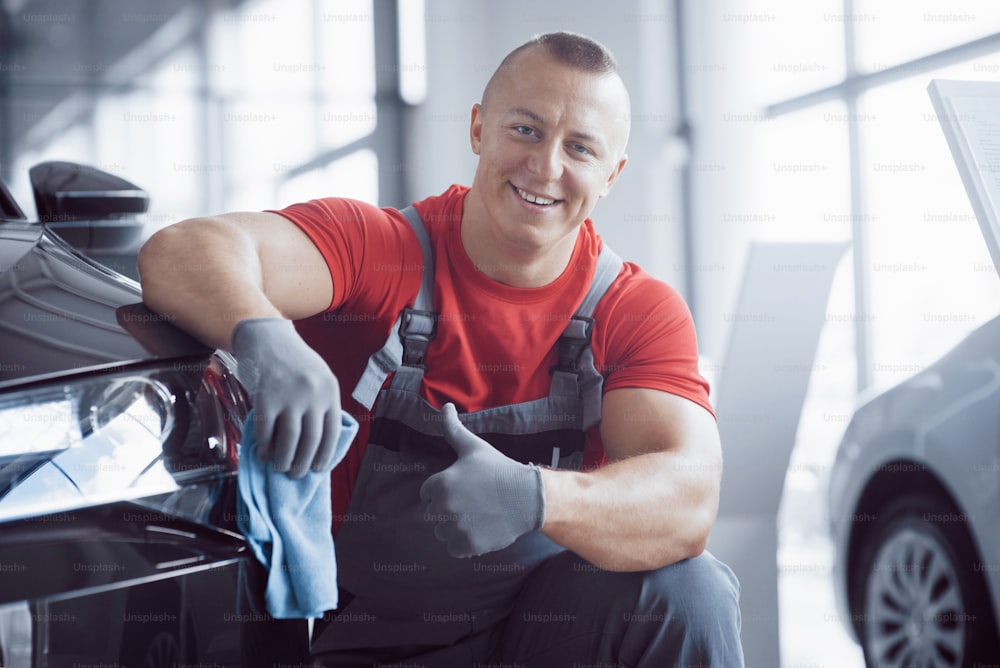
[513,31,618,74]
[483,32,619,105]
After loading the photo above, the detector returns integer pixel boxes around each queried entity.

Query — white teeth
[516,187,555,206]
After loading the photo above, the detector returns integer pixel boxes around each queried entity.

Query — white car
[827,315,1000,667]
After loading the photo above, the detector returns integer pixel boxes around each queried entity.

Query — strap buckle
[399,308,438,367]
[552,315,594,373]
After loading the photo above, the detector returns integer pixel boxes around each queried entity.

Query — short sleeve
[595,265,713,418]
[267,197,422,316]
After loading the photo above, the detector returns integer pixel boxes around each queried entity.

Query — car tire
[856,493,998,667]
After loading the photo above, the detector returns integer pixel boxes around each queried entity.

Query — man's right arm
[138,212,344,476]
[137,211,334,351]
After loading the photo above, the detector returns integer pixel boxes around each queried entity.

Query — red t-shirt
[274,185,711,522]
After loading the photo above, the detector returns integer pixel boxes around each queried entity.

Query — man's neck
[460,192,578,288]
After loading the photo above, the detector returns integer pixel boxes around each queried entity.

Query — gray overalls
[310,207,745,667]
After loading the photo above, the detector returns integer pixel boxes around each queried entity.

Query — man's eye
[570,143,592,155]
[515,125,535,136]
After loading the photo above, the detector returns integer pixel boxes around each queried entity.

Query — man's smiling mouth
[513,184,560,206]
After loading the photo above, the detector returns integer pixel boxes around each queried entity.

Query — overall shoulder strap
[351,206,436,409]
[549,244,624,430]
[577,244,624,318]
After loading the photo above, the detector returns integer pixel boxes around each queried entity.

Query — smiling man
[139,32,744,667]
[460,39,629,289]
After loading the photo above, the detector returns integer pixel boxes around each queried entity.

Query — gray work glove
[232,317,342,478]
[419,403,545,557]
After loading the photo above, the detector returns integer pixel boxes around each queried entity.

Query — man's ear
[600,154,628,198]
[469,103,484,156]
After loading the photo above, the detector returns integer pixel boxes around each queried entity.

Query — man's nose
[525,140,563,180]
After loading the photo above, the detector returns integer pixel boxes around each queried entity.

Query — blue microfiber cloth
[236,409,359,619]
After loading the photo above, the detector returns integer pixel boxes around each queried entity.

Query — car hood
[0,224,209,388]
[845,312,1000,443]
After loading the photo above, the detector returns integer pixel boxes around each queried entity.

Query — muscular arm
[137,212,333,349]
[540,387,722,571]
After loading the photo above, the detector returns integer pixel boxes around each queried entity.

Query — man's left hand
[419,403,545,557]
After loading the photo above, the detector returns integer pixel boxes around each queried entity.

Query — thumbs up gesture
[419,403,546,557]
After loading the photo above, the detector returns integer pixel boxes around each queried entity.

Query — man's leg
[492,550,744,667]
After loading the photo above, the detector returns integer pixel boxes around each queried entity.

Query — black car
[0,164,302,666]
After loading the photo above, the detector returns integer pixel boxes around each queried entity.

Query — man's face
[468,47,629,255]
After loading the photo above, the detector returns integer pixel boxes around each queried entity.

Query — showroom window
[692,5,1000,665]
[713,6,1000,568]
[5,0,398,227]
[758,6,1000,394]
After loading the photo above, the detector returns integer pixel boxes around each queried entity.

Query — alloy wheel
[864,525,965,667]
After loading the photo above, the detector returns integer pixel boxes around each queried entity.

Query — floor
[779,533,866,667]
[777,454,866,667]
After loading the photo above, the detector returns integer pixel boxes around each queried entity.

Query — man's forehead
[500,87,627,148]
[493,67,625,118]
[484,46,631,151]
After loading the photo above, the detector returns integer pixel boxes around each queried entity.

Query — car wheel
[858,494,998,667]
[141,629,181,668]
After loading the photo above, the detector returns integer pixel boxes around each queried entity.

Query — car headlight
[0,361,239,523]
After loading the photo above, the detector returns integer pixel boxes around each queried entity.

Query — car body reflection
[0,175,286,665]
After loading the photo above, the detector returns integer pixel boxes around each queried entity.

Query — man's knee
[497,551,744,666]
[642,551,740,605]
[523,549,741,626]
[634,551,742,638]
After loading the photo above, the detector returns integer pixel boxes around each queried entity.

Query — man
[139,31,744,667]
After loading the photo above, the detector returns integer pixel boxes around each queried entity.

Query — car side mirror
[29,161,150,254]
